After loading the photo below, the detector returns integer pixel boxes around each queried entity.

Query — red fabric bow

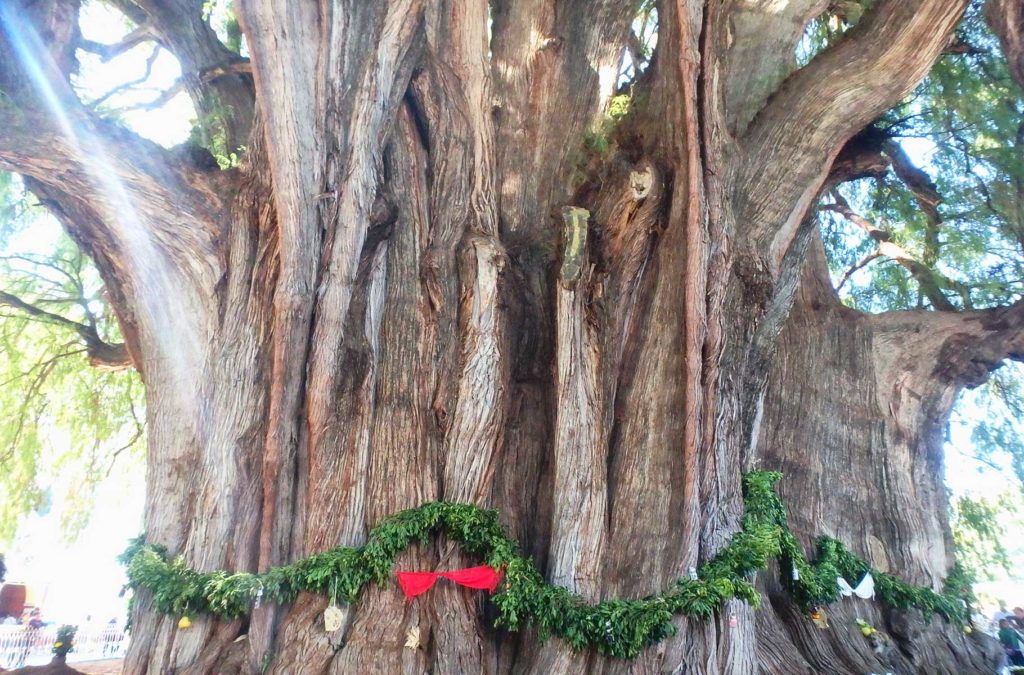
[396,565,503,601]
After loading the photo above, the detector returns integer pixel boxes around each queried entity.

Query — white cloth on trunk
[837,572,875,599]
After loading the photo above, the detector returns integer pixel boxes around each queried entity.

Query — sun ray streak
[0,6,203,416]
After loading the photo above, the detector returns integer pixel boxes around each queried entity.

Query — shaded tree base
[757,590,1001,674]
[3,659,85,675]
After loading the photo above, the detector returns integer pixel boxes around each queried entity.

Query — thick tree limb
[871,297,1024,392]
[0,104,222,291]
[720,0,829,134]
[0,2,226,251]
[738,0,969,270]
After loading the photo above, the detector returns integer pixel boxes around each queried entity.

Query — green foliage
[188,98,244,169]
[121,472,972,659]
[202,0,244,54]
[822,0,1023,312]
[52,625,76,659]
[951,493,1018,579]
[945,364,1024,579]
[582,94,634,157]
[0,175,145,545]
[963,367,1024,483]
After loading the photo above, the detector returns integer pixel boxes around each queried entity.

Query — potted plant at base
[50,626,76,665]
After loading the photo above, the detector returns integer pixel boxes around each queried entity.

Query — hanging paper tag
[254,587,264,609]
[688,567,698,581]
[728,614,738,628]
[323,605,344,632]
[405,626,421,649]
[791,566,800,581]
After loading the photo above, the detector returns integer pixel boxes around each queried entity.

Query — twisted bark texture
[0,0,1016,673]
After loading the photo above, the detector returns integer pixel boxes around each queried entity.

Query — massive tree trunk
[0,0,1016,673]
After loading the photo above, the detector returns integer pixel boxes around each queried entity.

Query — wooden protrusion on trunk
[559,206,590,289]
[549,203,604,600]
[531,203,605,673]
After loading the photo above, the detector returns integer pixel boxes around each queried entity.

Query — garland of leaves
[120,471,972,659]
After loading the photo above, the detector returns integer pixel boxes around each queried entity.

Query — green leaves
[0,176,145,545]
[822,1,1024,313]
[120,471,973,658]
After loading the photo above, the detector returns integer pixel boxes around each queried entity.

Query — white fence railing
[0,625,128,669]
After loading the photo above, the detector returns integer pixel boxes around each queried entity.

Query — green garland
[120,471,972,659]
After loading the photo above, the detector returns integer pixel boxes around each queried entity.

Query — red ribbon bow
[396,565,504,601]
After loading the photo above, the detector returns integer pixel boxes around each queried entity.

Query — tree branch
[883,139,944,264]
[822,192,960,311]
[109,58,250,113]
[88,44,161,108]
[737,0,969,269]
[835,251,882,290]
[878,297,1024,390]
[0,1,226,321]
[719,0,828,134]
[78,23,156,62]
[0,289,133,369]
[113,78,185,112]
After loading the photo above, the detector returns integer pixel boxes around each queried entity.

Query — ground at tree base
[0,659,122,675]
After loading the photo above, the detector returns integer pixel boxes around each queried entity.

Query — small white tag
[323,605,344,632]
[405,626,421,650]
